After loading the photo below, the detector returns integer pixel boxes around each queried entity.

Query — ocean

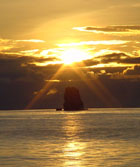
[0,108,140,167]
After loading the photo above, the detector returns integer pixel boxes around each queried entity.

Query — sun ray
[25,65,64,109]
[70,62,121,107]
[25,46,120,109]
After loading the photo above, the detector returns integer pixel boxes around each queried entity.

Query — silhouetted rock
[63,86,84,111]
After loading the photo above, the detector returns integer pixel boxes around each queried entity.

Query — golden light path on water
[62,113,86,167]
[1,110,140,166]
[61,112,139,167]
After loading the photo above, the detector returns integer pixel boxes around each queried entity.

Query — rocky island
[63,86,84,111]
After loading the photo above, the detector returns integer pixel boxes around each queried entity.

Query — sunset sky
[1,0,140,109]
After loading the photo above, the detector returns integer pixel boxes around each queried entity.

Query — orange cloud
[73,25,140,34]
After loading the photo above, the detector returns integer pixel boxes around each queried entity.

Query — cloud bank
[74,25,140,34]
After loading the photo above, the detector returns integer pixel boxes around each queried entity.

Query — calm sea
[0,108,140,167]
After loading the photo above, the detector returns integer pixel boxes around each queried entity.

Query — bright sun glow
[61,48,91,65]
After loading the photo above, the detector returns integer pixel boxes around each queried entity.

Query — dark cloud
[0,55,55,80]
[0,52,140,109]
[0,53,61,83]
[78,25,140,33]
[89,66,126,74]
[94,52,140,65]
[74,52,130,66]
[124,65,140,75]
[120,57,140,64]
[0,53,63,109]
[99,52,127,63]
[0,53,59,64]
[82,59,99,66]
[73,53,129,67]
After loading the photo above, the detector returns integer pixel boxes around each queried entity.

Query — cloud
[99,52,129,64]
[74,51,140,74]
[0,38,45,45]
[16,39,45,43]
[123,66,140,75]
[0,53,58,64]
[0,53,62,83]
[58,40,128,47]
[73,25,140,34]
[46,88,58,96]
[82,59,99,66]
[1,0,140,42]
[90,66,126,74]
[20,49,39,56]
[120,57,140,64]
[1,0,117,38]
[45,80,60,83]
[93,52,140,65]
[0,38,46,53]
[0,51,140,109]
[0,38,62,65]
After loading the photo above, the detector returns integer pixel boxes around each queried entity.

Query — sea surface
[0,108,140,167]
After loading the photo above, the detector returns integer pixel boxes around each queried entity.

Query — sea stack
[63,86,84,111]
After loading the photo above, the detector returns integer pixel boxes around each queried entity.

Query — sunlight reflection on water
[62,114,86,167]
[0,109,140,167]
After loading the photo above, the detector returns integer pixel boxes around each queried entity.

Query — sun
[61,48,91,65]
